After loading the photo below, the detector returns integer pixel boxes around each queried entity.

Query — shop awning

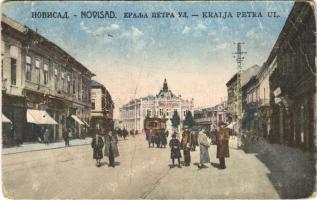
[71,115,84,125]
[27,109,58,125]
[2,113,12,123]
[82,120,90,127]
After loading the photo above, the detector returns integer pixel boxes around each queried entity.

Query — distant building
[1,15,94,145]
[90,80,114,132]
[119,79,194,132]
[226,65,261,121]
[194,101,228,130]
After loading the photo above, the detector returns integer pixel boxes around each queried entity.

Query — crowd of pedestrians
[168,121,230,170]
[91,124,120,168]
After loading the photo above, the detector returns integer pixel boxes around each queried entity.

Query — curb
[2,142,91,155]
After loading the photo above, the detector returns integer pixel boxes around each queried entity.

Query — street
[2,134,315,199]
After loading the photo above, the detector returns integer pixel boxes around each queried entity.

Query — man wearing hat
[169,132,182,168]
[181,127,191,166]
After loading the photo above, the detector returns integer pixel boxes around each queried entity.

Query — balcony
[258,99,270,107]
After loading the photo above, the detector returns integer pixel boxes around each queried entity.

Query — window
[11,58,16,85]
[159,109,163,116]
[166,109,169,117]
[61,72,65,91]
[54,65,58,89]
[91,99,95,110]
[35,60,40,83]
[67,75,71,94]
[26,56,32,81]
[72,78,76,95]
[44,64,48,85]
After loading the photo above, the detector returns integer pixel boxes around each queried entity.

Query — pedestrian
[216,122,230,169]
[62,126,69,147]
[104,128,119,167]
[147,129,155,148]
[169,133,181,168]
[160,128,168,148]
[91,132,104,167]
[197,128,210,169]
[43,127,50,145]
[181,128,191,166]
[123,128,128,140]
[190,129,198,151]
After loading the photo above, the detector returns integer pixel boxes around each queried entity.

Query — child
[91,133,104,167]
[169,133,182,168]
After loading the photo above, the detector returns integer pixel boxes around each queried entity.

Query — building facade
[2,15,94,145]
[226,65,260,121]
[90,80,114,132]
[194,101,227,130]
[119,79,194,132]
[269,2,316,152]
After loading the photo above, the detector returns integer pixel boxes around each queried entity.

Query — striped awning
[71,115,84,125]
[27,109,58,125]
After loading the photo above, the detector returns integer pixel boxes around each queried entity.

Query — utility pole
[232,42,247,149]
[232,42,247,120]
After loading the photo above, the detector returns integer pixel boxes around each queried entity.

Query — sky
[2,1,294,118]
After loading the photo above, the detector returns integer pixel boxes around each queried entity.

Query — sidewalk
[241,136,316,198]
[2,138,92,155]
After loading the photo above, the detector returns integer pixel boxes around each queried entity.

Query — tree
[183,111,194,128]
[171,110,180,129]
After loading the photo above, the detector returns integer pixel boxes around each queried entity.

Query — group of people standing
[91,125,120,167]
[146,128,169,148]
[169,122,230,170]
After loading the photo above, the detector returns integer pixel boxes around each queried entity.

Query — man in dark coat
[216,122,230,169]
[62,126,69,147]
[169,133,181,168]
[181,128,191,166]
[91,132,104,167]
[160,128,168,148]
[104,129,119,167]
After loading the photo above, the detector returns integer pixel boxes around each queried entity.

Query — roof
[226,65,260,87]
[263,2,311,72]
[2,15,95,77]
[90,80,105,89]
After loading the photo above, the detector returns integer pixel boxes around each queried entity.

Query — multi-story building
[268,2,316,152]
[1,15,94,145]
[226,65,260,121]
[194,101,227,130]
[119,79,194,132]
[90,80,114,131]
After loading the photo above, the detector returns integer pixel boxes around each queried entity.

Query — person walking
[160,128,168,148]
[181,128,191,166]
[197,128,210,169]
[62,126,69,147]
[43,127,50,145]
[190,129,198,151]
[216,122,230,169]
[147,129,155,148]
[104,129,119,167]
[169,133,181,168]
[91,132,104,167]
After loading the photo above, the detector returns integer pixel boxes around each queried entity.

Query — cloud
[195,22,207,31]
[182,21,207,35]
[80,21,120,36]
[80,22,144,44]
[121,26,144,41]
[246,28,260,40]
[215,42,228,50]
[182,26,191,34]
